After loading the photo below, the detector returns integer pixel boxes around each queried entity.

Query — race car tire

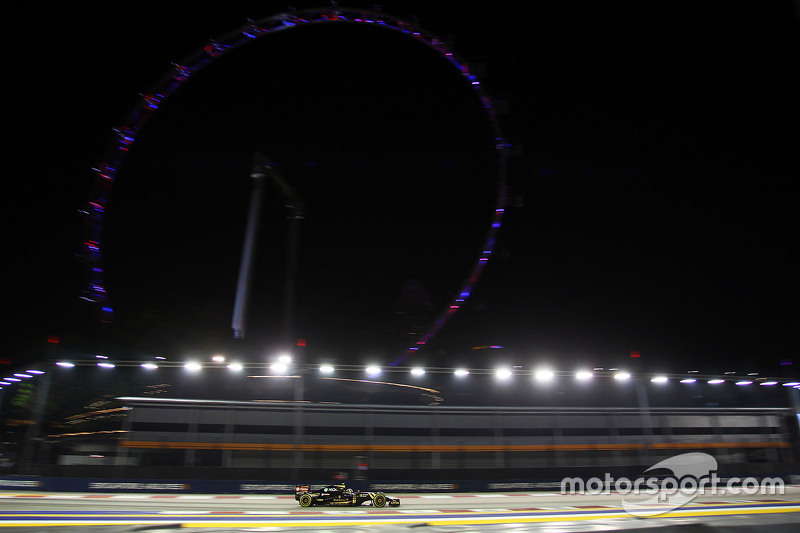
[373,493,387,508]
[299,494,313,507]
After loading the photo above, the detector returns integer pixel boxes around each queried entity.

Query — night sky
[4,2,799,379]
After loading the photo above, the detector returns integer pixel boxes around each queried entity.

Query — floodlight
[495,368,512,379]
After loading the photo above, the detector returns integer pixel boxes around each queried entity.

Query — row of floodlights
[0,370,46,390]
[55,354,292,373]
[666,377,794,386]
[50,360,800,388]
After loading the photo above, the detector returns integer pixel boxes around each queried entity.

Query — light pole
[231,153,304,350]
[231,155,267,340]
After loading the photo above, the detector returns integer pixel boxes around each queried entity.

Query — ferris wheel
[81,6,511,360]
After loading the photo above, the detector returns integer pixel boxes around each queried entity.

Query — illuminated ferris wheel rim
[82,6,511,356]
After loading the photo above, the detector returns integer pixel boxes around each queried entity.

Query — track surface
[2,487,800,531]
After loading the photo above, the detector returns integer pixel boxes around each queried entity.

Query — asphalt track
[2,487,800,531]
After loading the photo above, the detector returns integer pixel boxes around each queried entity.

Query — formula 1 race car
[294,483,400,507]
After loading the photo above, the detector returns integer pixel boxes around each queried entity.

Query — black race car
[294,483,400,507]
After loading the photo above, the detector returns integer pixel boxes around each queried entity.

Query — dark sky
[4,2,799,377]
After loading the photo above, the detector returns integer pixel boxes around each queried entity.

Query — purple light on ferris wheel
[142,93,164,110]
[203,41,228,57]
[93,165,116,181]
[242,23,266,39]
[114,127,136,151]
[172,64,193,81]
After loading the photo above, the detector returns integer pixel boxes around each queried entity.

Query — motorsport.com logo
[560,452,785,517]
